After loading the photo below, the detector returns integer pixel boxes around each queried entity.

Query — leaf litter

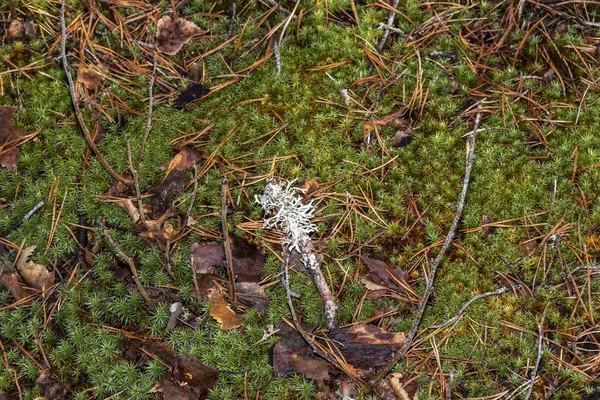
[0,106,30,172]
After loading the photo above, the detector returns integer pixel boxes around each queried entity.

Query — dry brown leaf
[7,19,24,39]
[0,106,28,172]
[189,243,225,274]
[77,67,106,91]
[360,256,409,294]
[156,16,204,55]
[149,355,218,400]
[1,273,34,301]
[36,370,72,400]
[391,128,412,147]
[236,282,268,316]
[149,170,187,216]
[363,111,410,143]
[299,178,319,201]
[163,146,203,173]
[208,289,244,330]
[15,246,55,290]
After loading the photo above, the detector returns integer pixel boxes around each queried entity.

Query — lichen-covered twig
[366,105,483,393]
[256,179,337,329]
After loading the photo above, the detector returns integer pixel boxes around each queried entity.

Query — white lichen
[255,179,317,254]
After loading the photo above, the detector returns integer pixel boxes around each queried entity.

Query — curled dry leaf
[6,19,36,40]
[36,370,72,400]
[391,127,412,147]
[162,146,203,173]
[156,16,204,55]
[149,355,219,400]
[363,110,410,144]
[1,273,34,301]
[299,178,319,202]
[77,66,107,91]
[16,246,55,291]
[360,256,409,294]
[236,282,268,316]
[148,170,188,216]
[0,106,29,172]
[208,289,244,330]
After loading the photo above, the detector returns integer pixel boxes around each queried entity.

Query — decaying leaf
[156,16,204,55]
[150,355,219,400]
[173,84,211,108]
[15,246,55,290]
[1,273,34,301]
[189,243,225,274]
[149,170,188,216]
[360,256,409,295]
[6,19,36,40]
[236,282,268,316]
[77,66,106,91]
[0,106,29,172]
[363,111,410,144]
[272,323,406,384]
[391,127,412,147]
[299,178,319,201]
[388,373,419,400]
[328,324,406,378]
[36,370,72,400]
[231,236,265,283]
[208,289,244,330]
[163,146,203,173]
[481,215,497,235]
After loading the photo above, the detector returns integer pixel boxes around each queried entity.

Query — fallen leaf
[1,273,34,301]
[363,111,410,144]
[291,355,331,384]
[15,246,54,290]
[166,302,183,333]
[208,289,244,330]
[77,67,106,91]
[0,106,28,172]
[189,243,225,274]
[271,322,333,380]
[36,370,72,400]
[542,69,556,84]
[299,178,319,201]
[388,373,418,400]
[391,128,412,147]
[0,390,9,400]
[360,256,409,295]
[236,282,268,316]
[173,84,211,108]
[163,146,203,173]
[328,324,405,378]
[149,170,188,216]
[150,355,219,400]
[192,274,220,298]
[231,236,265,283]
[481,215,497,235]
[7,19,24,39]
[156,16,204,55]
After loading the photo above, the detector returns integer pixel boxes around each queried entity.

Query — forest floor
[1,0,600,399]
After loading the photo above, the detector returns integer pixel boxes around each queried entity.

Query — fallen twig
[59,0,132,185]
[428,286,515,330]
[221,177,237,307]
[136,52,157,169]
[376,0,400,53]
[126,133,145,222]
[524,312,546,400]
[226,2,237,41]
[366,105,483,393]
[100,224,151,304]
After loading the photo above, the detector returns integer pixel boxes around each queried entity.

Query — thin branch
[524,314,545,400]
[225,2,237,41]
[376,0,400,53]
[59,0,132,185]
[428,286,515,330]
[100,224,151,304]
[221,177,237,307]
[136,52,157,169]
[126,133,145,222]
[367,105,483,393]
